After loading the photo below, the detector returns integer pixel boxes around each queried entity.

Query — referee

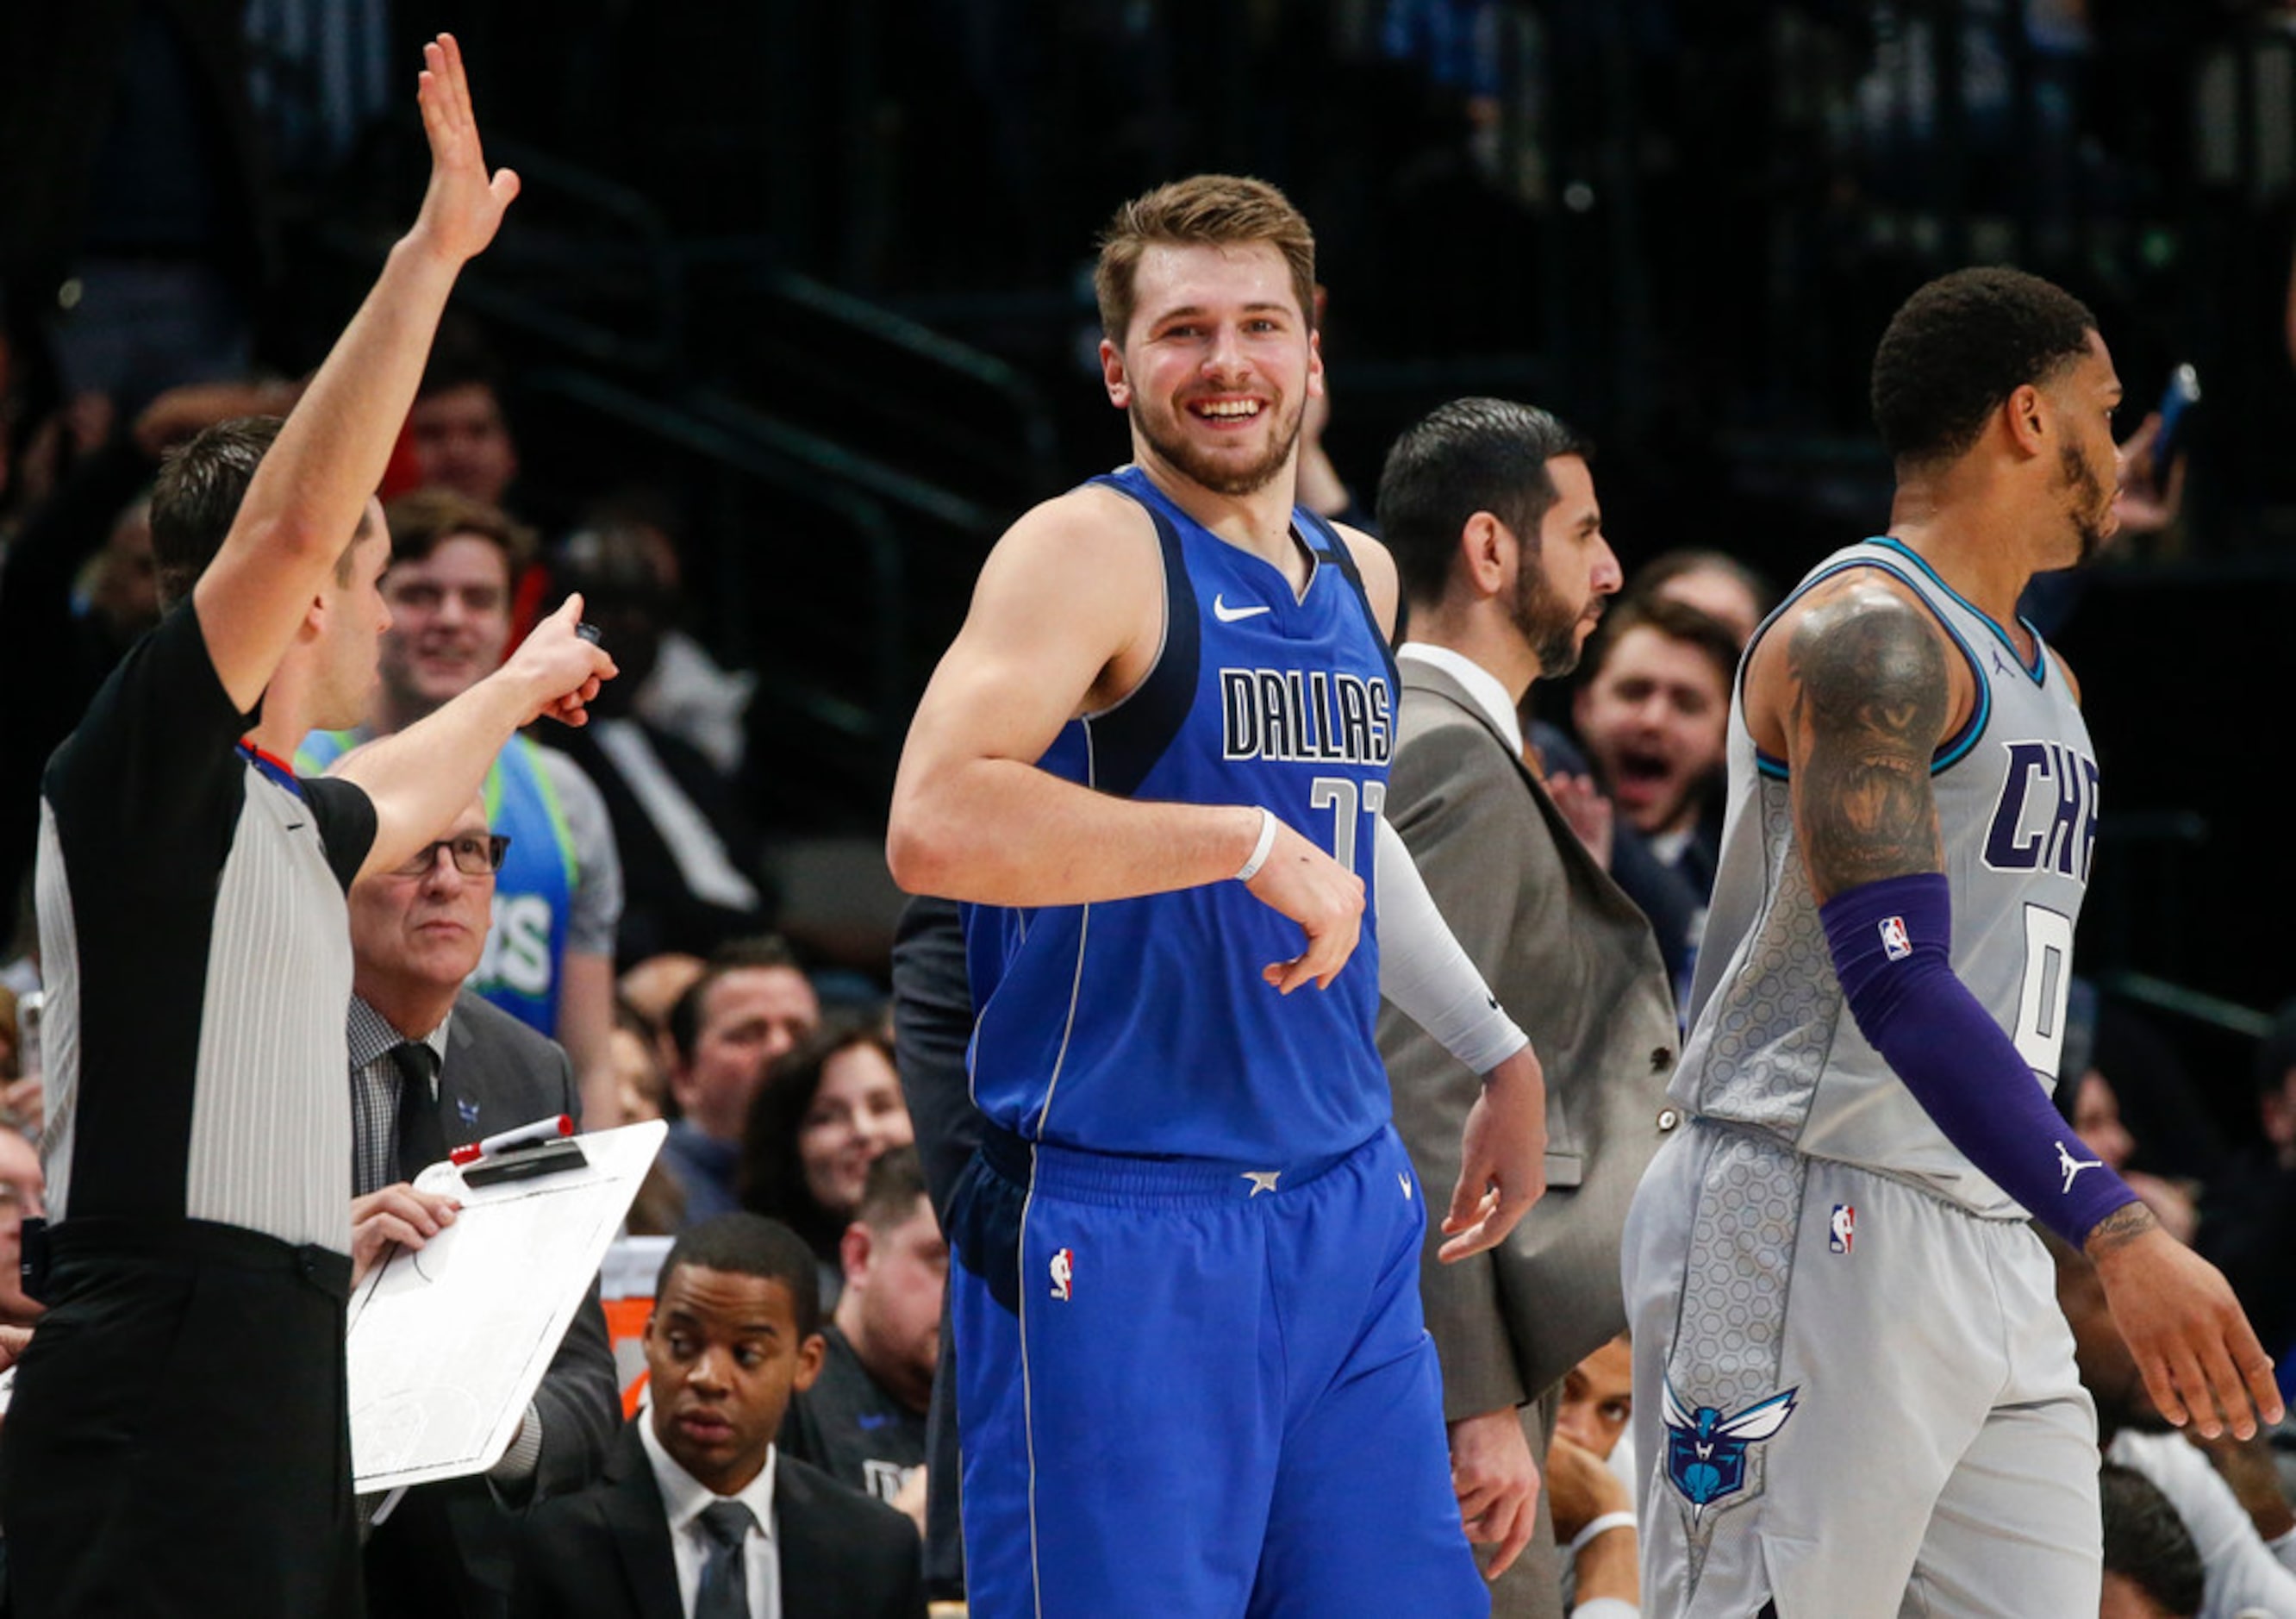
[0,38,614,1618]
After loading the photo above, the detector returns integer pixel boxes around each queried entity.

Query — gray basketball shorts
[1621,1121,2100,1618]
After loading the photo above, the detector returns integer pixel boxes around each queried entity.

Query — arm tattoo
[2083,1199,2157,1256]
[1788,587,1949,901]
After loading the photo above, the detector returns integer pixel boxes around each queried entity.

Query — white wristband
[1568,1510,1637,1556]
[1234,807,1279,883]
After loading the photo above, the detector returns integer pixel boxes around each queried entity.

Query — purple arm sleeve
[1819,872,2137,1246]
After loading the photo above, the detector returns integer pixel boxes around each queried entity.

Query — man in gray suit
[346,791,623,1617]
[1375,399,1681,1616]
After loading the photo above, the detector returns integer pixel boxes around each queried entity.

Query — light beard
[1132,393,1305,500]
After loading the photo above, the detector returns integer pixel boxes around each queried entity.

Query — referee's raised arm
[193,33,519,716]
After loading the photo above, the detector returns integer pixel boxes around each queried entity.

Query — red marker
[450,1114,574,1166]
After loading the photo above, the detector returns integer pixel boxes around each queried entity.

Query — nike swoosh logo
[1213,595,1272,622]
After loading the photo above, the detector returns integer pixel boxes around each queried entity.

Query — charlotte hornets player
[888,177,1549,1616]
[1621,267,2280,1616]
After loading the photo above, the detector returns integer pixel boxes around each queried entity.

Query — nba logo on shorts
[1879,916,1912,961]
[1829,1204,1855,1254]
[1050,1247,1075,1302]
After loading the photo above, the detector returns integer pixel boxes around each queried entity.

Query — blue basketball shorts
[946,1122,1488,1619]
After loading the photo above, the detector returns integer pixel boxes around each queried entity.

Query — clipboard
[346,1117,666,1493]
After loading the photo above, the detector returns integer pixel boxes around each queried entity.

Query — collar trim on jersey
[1866,537,2047,687]
[1746,555,1991,779]
[238,739,307,800]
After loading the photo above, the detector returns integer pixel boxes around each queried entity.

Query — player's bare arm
[335,595,616,878]
[1447,1404,1541,1578]
[890,489,1366,985]
[1775,573,2281,1441]
[194,34,515,713]
[1773,575,1952,897]
[1440,1045,1548,1268]
[2087,1197,2279,1439]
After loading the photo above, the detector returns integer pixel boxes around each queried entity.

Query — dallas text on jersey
[1219,668,1393,766]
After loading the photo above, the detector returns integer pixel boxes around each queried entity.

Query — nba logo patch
[1878,916,1912,961]
[1829,1203,1855,1254]
[1049,1247,1075,1302]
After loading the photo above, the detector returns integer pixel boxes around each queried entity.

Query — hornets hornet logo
[1662,1382,1799,1513]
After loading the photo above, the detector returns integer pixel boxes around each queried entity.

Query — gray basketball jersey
[1671,537,2099,1219]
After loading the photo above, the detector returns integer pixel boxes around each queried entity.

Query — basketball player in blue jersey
[1620,267,2281,1616]
[888,176,1550,1617]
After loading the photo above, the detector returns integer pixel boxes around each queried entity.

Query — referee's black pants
[0,1218,362,1618]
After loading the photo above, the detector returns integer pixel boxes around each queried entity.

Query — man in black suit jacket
[346,795,623,1617]
[510,1215,925,1619]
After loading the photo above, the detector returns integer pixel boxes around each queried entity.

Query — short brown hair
[668,935,807,1066]
[854,1144,930,1234]
[1583,592,1741,696]
[151,416,368,610]
[1094,174,1317,346]
[151,416,283,609]
[382,486,536,576]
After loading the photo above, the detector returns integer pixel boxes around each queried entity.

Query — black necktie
[391,1041,446,1183]
[694,1500,756,1619]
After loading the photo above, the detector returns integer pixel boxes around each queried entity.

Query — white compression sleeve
[1374,814,1531,1075]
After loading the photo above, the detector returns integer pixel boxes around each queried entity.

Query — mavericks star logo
[1663,1383,1799,1512]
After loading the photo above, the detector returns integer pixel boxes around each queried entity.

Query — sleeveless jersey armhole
[1080,474,1201,800]
[1742,555,1990,781]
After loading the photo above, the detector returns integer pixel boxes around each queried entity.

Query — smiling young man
[1621,266,2279,1616]
[888,176,1545,1617]
[511,1213,924,1619]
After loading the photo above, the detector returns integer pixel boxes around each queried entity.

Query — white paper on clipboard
[347,1117,665,1494]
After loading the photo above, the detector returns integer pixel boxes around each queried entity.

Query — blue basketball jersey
[962,466,1399,1164]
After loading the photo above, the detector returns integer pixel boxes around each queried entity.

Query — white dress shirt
[1398,641,1525,755]
[638,1411,782,1619]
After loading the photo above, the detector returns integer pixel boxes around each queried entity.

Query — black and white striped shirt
[37,603,377,1253]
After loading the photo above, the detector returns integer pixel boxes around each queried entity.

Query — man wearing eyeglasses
[343,792,619,1619]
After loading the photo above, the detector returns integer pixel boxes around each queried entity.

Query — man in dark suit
[1373,399,1681,1617]
[345,791,623,1617]
[511,1214,927,1619]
